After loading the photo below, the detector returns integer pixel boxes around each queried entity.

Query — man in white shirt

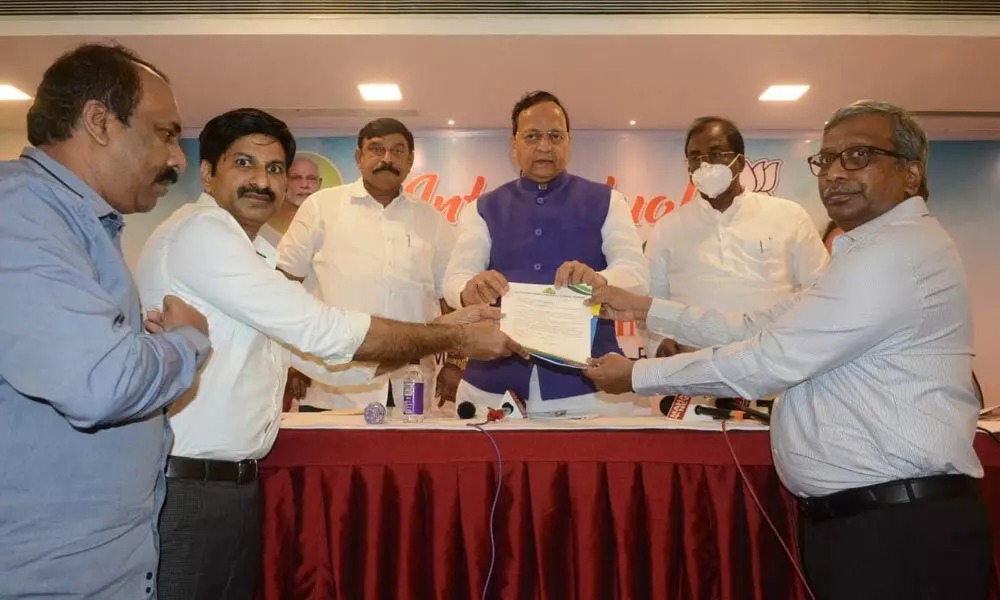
[257,154,322,248]
[644,116,827,357]
[136,109,521,600]
[278,118,457,412]
[443,91,650,417]
[584,101,992,600]
[258,153,324,405]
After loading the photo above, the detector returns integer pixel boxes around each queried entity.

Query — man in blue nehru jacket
[444,91,649,416]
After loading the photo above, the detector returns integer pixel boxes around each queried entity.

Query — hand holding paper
[461,270,509,306]
[461,321,528,360]
[554,260,607,289]
[434,305,502,326]
[499,282,596,367]
[586,285,653,323]
[583,353,635,394]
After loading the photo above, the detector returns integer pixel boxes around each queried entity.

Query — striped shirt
[633,197,982,497]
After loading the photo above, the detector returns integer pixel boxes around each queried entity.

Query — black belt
[165,456,259,485]
[799,474,980,523]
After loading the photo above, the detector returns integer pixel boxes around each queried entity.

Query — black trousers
[801,494,994,600]
[158,477,262,600]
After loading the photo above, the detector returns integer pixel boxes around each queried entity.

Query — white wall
[0,129,27,159]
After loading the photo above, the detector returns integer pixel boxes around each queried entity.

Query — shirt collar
[695,187,750,220]
[198,192,267,244]
[197,192,221,207]
[842,196,928,243]
[518,170,570,194]
[20,146,117,219]
[831,196,928,256]
[349,177,405,206]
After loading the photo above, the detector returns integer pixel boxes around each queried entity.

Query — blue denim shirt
[0,147,210,599]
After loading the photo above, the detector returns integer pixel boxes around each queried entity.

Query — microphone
[693,405,733,419]
[660,394,693,420]
[694,404,771,423]
[659,395,771,423]
[714,397,750,412]
[457,401,477,419]
[456,391,527,421]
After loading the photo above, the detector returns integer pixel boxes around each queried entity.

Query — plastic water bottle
[402,360,425,423]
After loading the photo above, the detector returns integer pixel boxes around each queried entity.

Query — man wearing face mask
[443,91,650,417]
[278,118,461,412]
[584,101,991,600]
[643,116,828,357]
[257,154,322,248]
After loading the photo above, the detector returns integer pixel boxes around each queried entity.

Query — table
[259,419,1000,600]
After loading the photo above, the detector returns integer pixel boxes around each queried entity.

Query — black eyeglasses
[807,145,911,176]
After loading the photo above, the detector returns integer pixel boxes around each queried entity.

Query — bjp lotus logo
[739,158,782,195]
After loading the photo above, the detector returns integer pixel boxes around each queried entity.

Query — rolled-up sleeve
[170,212,370,364]
[284,347,379,387]
[0,185,210,429]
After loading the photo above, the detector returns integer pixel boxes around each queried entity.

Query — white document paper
[499,282,594,367]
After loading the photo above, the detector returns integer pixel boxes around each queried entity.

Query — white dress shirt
[632,198,983,497]
[135,194,372,460]
[643,190,828,354]
[445,185,651,416]
[257,222,283,248]
[277,178,455,410]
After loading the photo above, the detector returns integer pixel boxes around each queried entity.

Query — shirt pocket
[737,233,784,265]
[396,231,436,287]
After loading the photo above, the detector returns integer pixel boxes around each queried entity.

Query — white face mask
[691,156,740,199]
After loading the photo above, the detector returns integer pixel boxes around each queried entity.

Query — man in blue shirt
[0,44,211,599]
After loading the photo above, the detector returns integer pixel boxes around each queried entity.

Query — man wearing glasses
[584,100,991,600]
[443,91,649,417]
[643,116,828,358]
[278,118,458,412]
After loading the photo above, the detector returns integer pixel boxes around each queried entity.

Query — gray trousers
[157,477,261,600]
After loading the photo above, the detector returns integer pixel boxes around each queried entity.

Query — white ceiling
[1,14,999,138]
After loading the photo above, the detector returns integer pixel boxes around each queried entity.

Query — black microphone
[457,401,477,419]
[694,405,732,419]
[714,397,749,412]
[694,404,771,423]
[658,396,676,416]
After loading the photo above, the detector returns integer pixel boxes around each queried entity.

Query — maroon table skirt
[259,428,1000,600]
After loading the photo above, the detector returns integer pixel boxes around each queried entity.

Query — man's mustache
[155,168,179,186]
[373,163,400,176]
[822,184,863,200]
[237,184,276,202]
